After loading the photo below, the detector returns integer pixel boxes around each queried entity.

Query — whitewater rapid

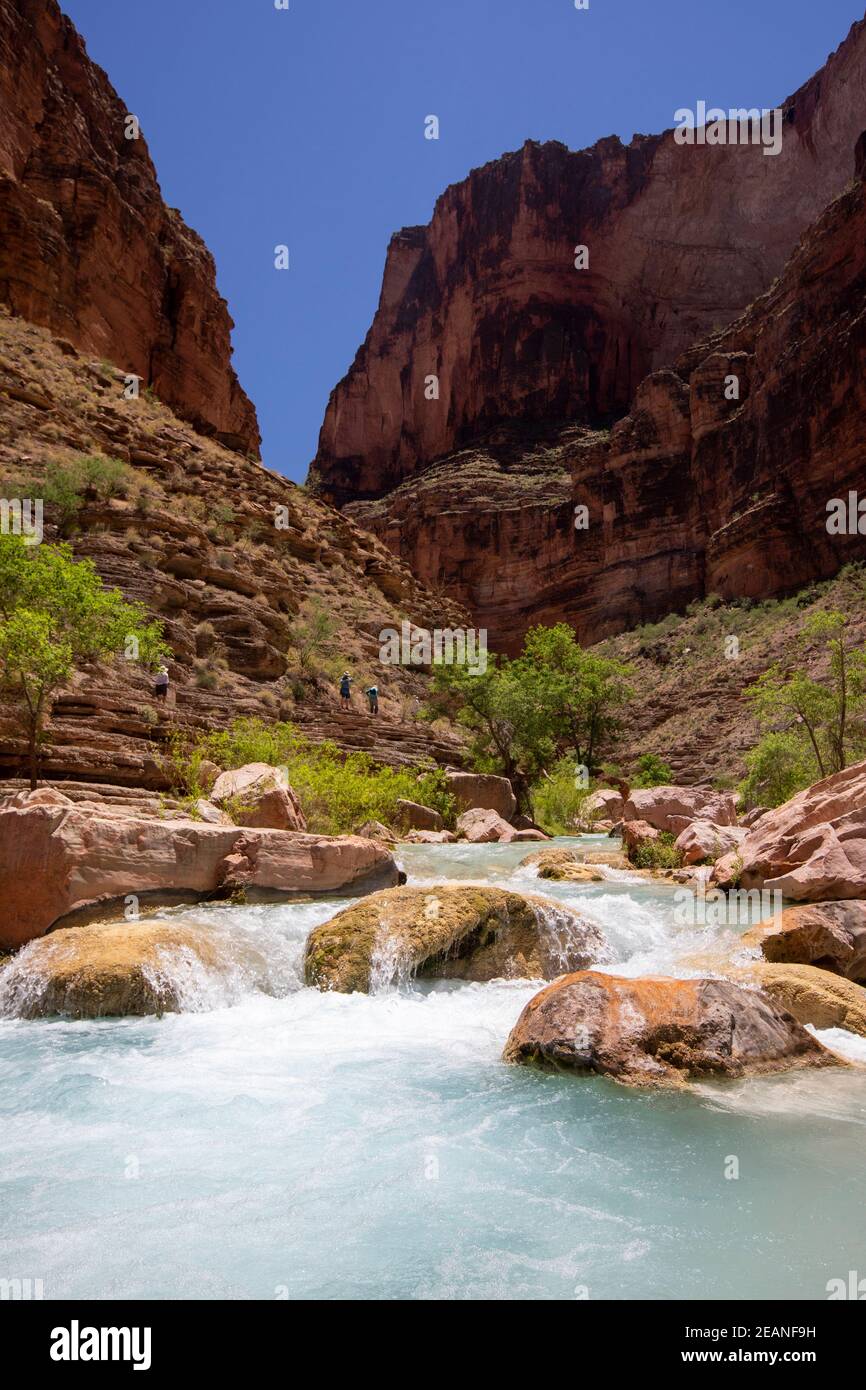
[1,836,865,1300]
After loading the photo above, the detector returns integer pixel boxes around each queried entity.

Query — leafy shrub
[169,717,455,834]
[631,753,674,789]
[738,731,817,809]
[630,832,682,870]
[15,455,137,532]
[531,757,592,834]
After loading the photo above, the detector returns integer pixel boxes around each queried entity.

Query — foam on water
[1,837,865,1300]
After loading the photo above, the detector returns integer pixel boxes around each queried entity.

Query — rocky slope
[0,0,258,453]
[345,135,866,651]
[310,15,866,506]
[0,308,468,786]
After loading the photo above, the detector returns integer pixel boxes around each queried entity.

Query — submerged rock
[0,922,223,1019]
[304,884,607,993]
[519,849,604,882]
[582,850,632,871]
[502,971,838,1087]
[745,962,866,1038]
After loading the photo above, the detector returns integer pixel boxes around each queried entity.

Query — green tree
[0,536,167,787]
[519,624,634,769]
[744,610,866,780]
[739,730,818,809]
[426,624,633,814]
[288,599,339,677]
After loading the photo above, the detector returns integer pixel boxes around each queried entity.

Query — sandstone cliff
[346,149,866,652]
[0,310,468,789]
[0,0,259,454]
[310,15,866,506]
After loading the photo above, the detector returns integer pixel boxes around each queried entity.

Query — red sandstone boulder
[355,820,396,843]
[756,902,866,984]
[0,792,399,949]
[502,971,838,1087]
[584,789,625,822]
[621,820,660,859]
[714,761,866,901]
[622,787,738,831]
[456,808,513,843]
[394,800,443,832]
[675,820,747,866]
[404,829,457,844]
[210,764,306,832]
[444,771,517,821]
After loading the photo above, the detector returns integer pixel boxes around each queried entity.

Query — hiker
[339,672,353,710]
[365,684,379,715]
[154,664,170,703]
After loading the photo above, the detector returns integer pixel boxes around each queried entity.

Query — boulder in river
[444,771,517,820]
[519,849,604,882]
[0,791,400,949]
[743,962,866,1038]
[621,786,738,833]
[754,901,866,983]
[674,819,747,866]
[304,884,608,992]
[456,808,513,842]
[0,921,222,1019]
[713,760,866,901]
[502,971,839,1086]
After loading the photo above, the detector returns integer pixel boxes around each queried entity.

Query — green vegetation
[17,455,136,534]
[166,717,455,835]
[0,536,166,787]
[427,622,633,814]
[741,610,866,806]
[287,599,340,680]
[631,753,674,788]
[531,756,593,835]
[629,832,682,871]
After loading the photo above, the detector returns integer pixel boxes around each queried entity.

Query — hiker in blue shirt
[339,672,352,710]
[365,684,379,715]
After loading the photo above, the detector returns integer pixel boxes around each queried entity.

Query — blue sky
[62,0,864,481]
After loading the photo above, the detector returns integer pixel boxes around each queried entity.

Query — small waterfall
[528,900,610,976]
[368,927,412,993]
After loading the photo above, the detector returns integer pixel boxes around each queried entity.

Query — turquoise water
[1,837,865,1301]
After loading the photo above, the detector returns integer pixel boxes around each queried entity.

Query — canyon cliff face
[346,144,866,652]
[0,0,259,453]
[310,16,866,507]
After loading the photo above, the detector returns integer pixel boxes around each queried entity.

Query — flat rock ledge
[304,883,608,993]
[0,790,400,949]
